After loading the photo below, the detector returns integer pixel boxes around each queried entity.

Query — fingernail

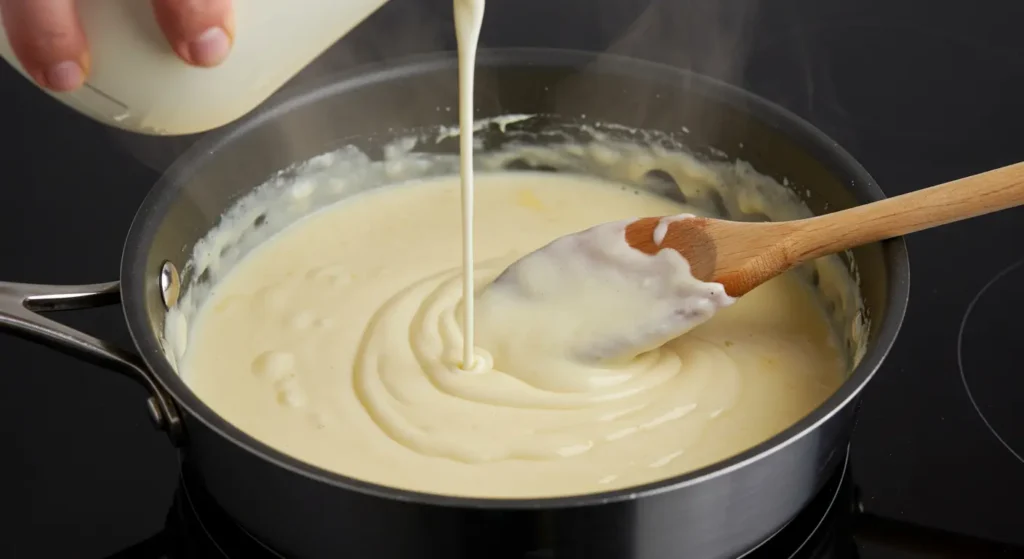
[44,61,85,91]
[186,27,231,67]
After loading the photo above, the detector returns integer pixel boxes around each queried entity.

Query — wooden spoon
[625,161,1024,297]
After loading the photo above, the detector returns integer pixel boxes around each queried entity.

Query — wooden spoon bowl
[626,161,1024,297]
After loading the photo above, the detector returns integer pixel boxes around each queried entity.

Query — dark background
[3,0,1023,557]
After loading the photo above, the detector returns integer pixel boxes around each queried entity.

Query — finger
[151,0,233,68]
[0,0,88,91]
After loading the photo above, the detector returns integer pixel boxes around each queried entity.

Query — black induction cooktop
[4,0,1023,558]
[111,450,862,559]
[100,448,1024,559]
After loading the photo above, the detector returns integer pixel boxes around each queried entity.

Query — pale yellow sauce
[180,173,845,498]
[174,0,848,499]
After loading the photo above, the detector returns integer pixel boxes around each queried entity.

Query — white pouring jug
[0,0,390,135]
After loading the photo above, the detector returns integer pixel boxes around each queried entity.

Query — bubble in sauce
[252,350,295,380]
[277,385,307,408]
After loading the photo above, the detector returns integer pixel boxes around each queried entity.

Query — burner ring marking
[957,257,1024,465]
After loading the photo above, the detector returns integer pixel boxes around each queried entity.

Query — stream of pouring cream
[162,0,858,499]
[454,0,486,370]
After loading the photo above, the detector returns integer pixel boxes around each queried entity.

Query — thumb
[0,0,89,91]
[151,0,233,68]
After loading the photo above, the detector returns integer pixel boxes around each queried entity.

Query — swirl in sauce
[180,173,845,498]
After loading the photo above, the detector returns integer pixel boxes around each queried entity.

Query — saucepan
[0,48,909,559]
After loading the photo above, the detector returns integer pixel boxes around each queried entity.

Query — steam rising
[111,0,777,172]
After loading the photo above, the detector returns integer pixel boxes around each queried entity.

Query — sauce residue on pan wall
[162,0,867,498]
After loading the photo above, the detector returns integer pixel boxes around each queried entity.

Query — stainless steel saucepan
[0,48,909,559]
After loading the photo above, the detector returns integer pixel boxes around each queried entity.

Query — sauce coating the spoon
[483,214,734,363]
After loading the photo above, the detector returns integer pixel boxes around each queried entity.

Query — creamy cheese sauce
[179,172,846,497]
[166,0,861,499]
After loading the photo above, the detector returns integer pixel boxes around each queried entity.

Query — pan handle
[0,280,183,442]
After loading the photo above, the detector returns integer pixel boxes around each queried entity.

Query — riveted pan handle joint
[0,281,182,442]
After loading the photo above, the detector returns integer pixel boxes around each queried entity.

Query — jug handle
[0,280,183,442]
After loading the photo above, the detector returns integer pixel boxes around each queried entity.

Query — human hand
[0,0,233,92]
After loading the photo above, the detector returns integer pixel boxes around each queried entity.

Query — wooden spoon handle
[788,161,1024,262]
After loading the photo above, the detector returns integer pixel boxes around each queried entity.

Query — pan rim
[121,46,910,510]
